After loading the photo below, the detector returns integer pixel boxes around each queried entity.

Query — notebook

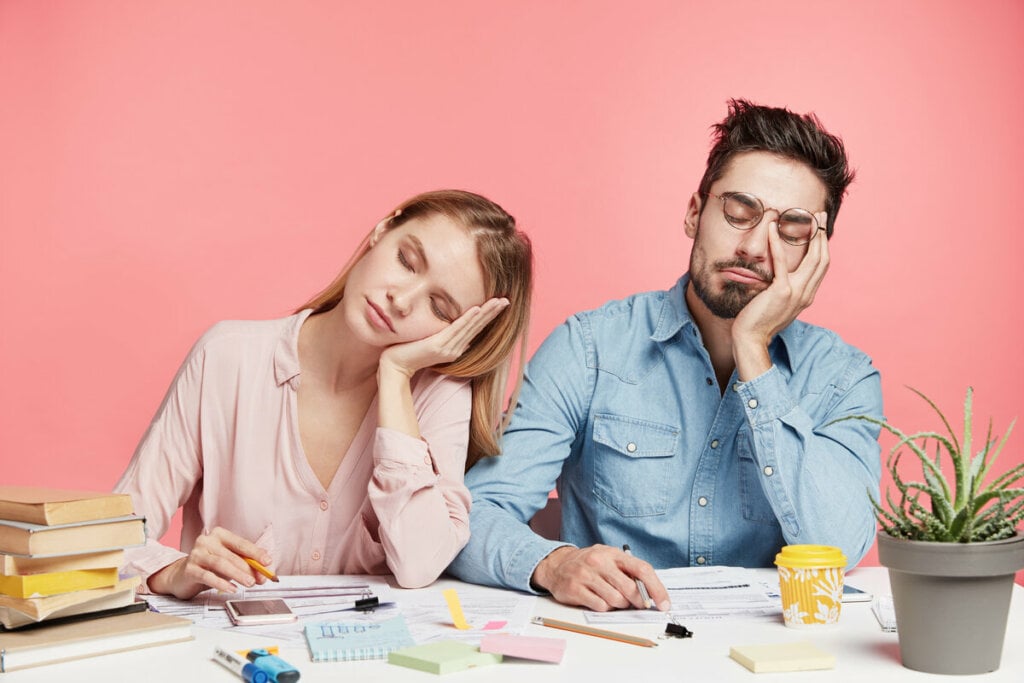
[304,615,414,662]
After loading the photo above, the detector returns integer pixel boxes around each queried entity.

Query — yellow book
[0,576,140,622]
[0,567,120,599]
[0,487,134,526]
[0,548,124,576]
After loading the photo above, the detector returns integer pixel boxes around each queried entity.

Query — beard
[690,257,772,319]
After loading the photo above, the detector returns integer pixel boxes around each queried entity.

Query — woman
[115,189,532,598]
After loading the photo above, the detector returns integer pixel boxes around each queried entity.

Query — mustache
[715,259,772,283]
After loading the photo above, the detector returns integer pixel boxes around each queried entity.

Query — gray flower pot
[878,532,1024,675]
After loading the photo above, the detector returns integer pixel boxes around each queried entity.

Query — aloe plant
[851,387,1024,542]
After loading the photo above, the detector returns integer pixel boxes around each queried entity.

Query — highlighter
[246,648,301,683]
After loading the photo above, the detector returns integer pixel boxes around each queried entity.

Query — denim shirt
[449,275,883,593]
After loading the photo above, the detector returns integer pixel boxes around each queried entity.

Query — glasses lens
[721,193,762,229]
[778,209,816,245]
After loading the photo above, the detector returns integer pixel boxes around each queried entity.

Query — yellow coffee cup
[774,545,847,628]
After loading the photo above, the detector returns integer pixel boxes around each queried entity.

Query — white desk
[4,568,1023,681]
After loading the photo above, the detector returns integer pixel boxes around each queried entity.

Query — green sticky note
[388,640,503,675]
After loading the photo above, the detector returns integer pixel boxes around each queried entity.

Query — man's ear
[684,192,702,239]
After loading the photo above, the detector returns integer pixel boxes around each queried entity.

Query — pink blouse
[114,310,472,590]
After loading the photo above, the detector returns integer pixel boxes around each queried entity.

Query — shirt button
[696,556,706,565]
[319,500,328,511]
[698,496,708,507]
[311,551,321,561]
[748,398,758,409]
[626,442,637,453]
[710,439,719,449]
[705,377,713,386]
[732,383,740,392]
[763,466,774,476]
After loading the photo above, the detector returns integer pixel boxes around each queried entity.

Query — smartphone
[842,583,872,603]
[225,598,297,625]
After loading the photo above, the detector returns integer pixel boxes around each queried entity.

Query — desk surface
[3,568,1022,681]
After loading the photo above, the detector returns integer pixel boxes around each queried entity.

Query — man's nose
[736,216,774,260]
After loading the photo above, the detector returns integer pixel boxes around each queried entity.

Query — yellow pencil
[244,557,279,582]
[531,616,657,647]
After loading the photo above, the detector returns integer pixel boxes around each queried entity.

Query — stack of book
[0,486,192,672]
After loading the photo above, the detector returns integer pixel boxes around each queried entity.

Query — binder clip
[661,619,693,639]
[355,589,379,612]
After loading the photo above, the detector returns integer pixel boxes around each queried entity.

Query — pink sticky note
[479,633,566,663]
[483,621,507,630]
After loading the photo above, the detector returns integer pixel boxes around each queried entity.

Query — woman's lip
[721,268,767,285]
[366,299,395,333]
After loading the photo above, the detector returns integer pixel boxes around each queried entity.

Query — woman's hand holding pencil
[146,526,276,600]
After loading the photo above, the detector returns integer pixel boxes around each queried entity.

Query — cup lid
[774,544,847,568]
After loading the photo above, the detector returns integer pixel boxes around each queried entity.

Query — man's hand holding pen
[531,544,671,612]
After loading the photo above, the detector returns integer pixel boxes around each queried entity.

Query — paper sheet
[584,566,781,624]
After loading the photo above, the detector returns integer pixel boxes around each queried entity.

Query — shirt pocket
[736,431,779,525]
[592,413,679,517]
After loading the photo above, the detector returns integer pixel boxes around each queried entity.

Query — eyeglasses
[705,191,822,246]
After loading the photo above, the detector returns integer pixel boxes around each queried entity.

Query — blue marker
[212,647,268,683]
[246,648,301,683]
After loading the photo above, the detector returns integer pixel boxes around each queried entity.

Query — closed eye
[397,249,414,272]
[431,297,454,323]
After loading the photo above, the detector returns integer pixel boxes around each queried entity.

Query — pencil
[244,557,280,582]
[531,617,658,648]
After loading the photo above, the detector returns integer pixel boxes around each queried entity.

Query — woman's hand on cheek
[378,297,510,379]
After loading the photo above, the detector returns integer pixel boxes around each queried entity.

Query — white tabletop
[4,568,1023,681]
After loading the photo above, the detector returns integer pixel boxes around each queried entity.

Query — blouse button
[626,442,637,453]
[423,455,431,465]
[311,550,321,561]
[319,500,328,511]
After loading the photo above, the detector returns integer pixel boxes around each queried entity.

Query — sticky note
[388,640,502,674]
[479,633,566,663]
[482,621,507,630]
[729,641,835,673]
[442,588,471,630]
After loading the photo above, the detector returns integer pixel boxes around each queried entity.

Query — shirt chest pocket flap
[592,413,679,517]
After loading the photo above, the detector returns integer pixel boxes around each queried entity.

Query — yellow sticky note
[443,588,472,630]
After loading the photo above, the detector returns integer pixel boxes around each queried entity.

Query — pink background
[2,1,1022,582]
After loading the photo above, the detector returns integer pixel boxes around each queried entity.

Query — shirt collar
[650,273,799,357]
[274,308,314,386]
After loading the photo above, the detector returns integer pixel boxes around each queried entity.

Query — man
[448,99,883,611]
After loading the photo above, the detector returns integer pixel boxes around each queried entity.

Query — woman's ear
[369,209,401,247]
[683,193,702,239]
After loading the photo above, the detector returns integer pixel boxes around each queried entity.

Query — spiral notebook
[304,615,414,662]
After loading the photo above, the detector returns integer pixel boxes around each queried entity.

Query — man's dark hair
[698,99,854,237]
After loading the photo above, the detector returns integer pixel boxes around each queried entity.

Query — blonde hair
[298,190,533,470]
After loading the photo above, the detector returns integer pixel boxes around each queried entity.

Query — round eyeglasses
[705,191,822,246]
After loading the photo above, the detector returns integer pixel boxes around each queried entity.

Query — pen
[244,557,280,582]
[532,617,658,648]
[213,646,269,683]
[622,544,652,609]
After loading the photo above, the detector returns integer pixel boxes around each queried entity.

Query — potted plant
[849,387,1024,675]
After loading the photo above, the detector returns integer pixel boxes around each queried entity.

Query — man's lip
[721,267,768,285]
[367,299,395,333]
